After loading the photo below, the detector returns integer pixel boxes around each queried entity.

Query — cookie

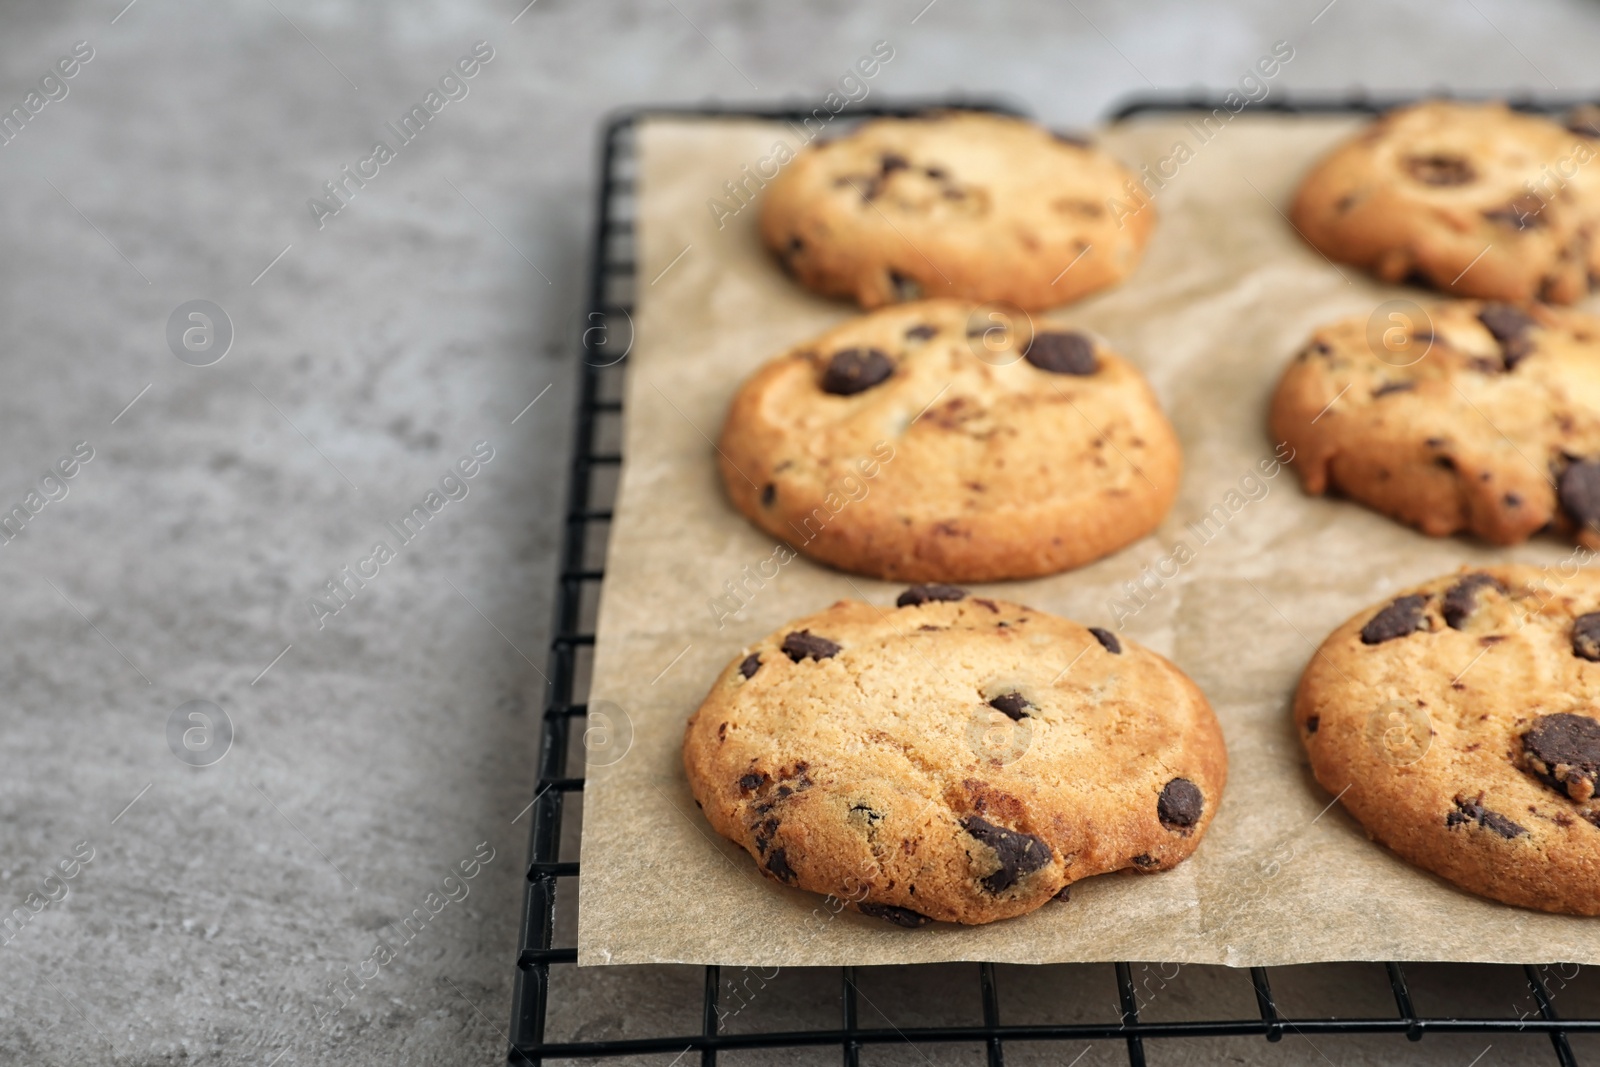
[1290,101,1600,304]
[718,300,1182,582]
[1295,566,1600,915]
[1270,299,1600,549]
[683,589,1227,925]
[759,111,1154,310]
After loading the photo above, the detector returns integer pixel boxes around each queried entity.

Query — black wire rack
[508,98,1598,1067]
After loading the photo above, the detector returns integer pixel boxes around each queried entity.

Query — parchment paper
[575,112,1600,968]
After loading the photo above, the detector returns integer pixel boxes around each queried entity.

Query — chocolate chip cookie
[1270,299,1600,549]
[1296,566,1600,914]
[1290,101,1600,303]
[759,111,1154,310]
[718,299,1182,582]
[683,589,1228,925]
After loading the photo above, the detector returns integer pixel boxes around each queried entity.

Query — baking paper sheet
[575,112,1600,967]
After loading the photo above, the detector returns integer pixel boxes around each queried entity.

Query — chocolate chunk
[1372,381,1415,397]
[1558,460,1600,532]
[1360,594,1429,645]
[1053,884,1072,902]
[858,901,933,927]
[821,348,894,396]
[1404,153,1476,185]
[1305,715,1320,734]
[1088,627,1121,654]
[1521,713,1600,801]
[988,692,1031,721]
[781,630,841,662]
[739,654,762,679]
[760,483,776,507]
[1446,796,1528,839]
[896,583,967,607]
[959,815,1052,893]
[1024,331,1098,376]
[1157,778,1203,831]
[880,152,910,174]
[1484,194,1546,230]
[1442,572,1500,630]
[905,323,939,341]
[764,848,797,883]
[738,772,767,793]
[1478,304,1536,343]
[1574,612,1600,661]
[753,816,779,852]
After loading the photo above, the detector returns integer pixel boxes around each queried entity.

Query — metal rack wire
[507,99,1595,1067]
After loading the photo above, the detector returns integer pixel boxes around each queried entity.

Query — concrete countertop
[2,1,1597,1063]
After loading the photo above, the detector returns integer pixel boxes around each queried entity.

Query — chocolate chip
[1574,613,1600,661]
[848,802,882,825]
[1442,572,1500,630]
[880,152,910,174]
[738,772,766,793]
[1559,460,1600,532]
[781,630,841,662]
[1157,778,1203,831]
[1478,304,1536,343]
[739,654,762,679]
[858,902,933,927]
[1566,105,1600,138]
[988,692,1031,721]
[1131,854,1159,868]
[959,815,1051,893]
[1434,455,1457,471]
[1446,796,1528,839]
[822,348,894,396]
[753,816,779,852]
[897,584,967,607]
[1360,595,1429,645]
[1484,195,1547,230]
[760,483,776,507]
[1521,713,1600,801]
[924,165,947,180]
[1024,331,1098,376]
[1305,715,1320,734]
[905,323,939,340]
[1372,381,1415,398]
[889,270,923,301]
[765,848,797,883]
[1404,153,1477,185]
[1504,492,1523,508]
[1088,627,1121,654]
[1053,884,1072,902]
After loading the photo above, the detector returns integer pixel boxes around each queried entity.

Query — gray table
[1,2,1595,1064]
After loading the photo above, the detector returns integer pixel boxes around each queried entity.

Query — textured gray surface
[1,1,1598,1064]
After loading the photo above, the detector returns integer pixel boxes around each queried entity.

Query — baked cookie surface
[1295,566,1600,915]
[1290,101,1600,303]
[683,589,1228,926]
[718,300,1181,582]
[759,111,1153,310]
[1270,299,1600,549]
